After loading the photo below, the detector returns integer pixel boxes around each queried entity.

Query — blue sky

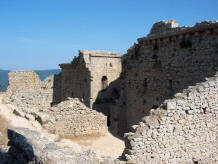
[0,0,217,70]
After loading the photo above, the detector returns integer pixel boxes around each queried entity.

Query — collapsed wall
[3,70,107,137]
[4,71,61,108]
[7,70,41,92]
[46,98,107,136]
[114,20,218,134]
[124,73,218,163]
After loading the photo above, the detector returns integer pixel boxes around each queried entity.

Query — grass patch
[0,115,10,146]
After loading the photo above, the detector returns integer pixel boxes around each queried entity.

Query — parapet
[59,50,122,69]
[140,20,218,42]
[79,49,122,58]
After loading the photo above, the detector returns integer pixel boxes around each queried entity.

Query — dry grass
[0,115,10,146]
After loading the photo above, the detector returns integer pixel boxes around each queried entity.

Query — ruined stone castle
[3,20,218,163]
[59,50,122,107]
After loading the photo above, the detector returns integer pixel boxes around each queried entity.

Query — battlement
[79,50,122,57]
[59,50,122,69]
[139,20,218,43]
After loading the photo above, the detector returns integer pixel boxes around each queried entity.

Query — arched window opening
[101,76,108,90]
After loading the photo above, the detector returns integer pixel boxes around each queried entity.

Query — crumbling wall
[7,70,41,92]
[4,71,61,108]
[115,20,218,134]
[59,60,91,107]
[46,98,107,136]
[59,50,122,108]
[3,70,107,137]
[124,73,218,163]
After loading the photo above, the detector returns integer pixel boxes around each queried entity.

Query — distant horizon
[0,68,61,71]
[1,0,218,70]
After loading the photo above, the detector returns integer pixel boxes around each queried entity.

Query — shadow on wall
[51,73,62,106]
[51,51,218,137]
[51,24,218,137]
[93,65,218,137]
[92,30,218,136]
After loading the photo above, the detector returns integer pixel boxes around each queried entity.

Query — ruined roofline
[59,49,122,68]
[79,49,123,57]
[138,20,218,43]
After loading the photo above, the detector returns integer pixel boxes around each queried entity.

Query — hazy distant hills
[0,69,61,92]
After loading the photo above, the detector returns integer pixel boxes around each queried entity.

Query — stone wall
[60,50,122,108]
[7,70,41,92]
[4,71,61,108]
[47,98,107,136]
[112,20,218,134]
[124,73,218,163]
[4,70,108,137]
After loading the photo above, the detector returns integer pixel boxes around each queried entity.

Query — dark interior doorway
[101,76,108,90]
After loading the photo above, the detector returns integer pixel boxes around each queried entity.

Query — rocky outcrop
[124,73,218,163]
[5,127,122,164]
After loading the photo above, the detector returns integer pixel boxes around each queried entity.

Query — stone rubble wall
[124,73,218,163]
[46,98,107,136]
[3,72,61,109]
[3,90,107,137]
[3,71,107,137]
[7,70,41,93]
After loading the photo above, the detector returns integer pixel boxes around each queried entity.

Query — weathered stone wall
[114,20,218,134]
[60,50,122,108]
[7,70,41,92]
[4,70,107,137]
[59,60,91,107]
[4,71,61,108]
[47,98,107,136]
[124,73,218,163]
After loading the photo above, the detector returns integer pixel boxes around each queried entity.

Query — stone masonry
[47,98,107,136]
[4,71,61,108]
[124,72,218,163]
[110,20,218,135]
[4,71,108,137]
[2,20,218,163]
[7,70,41,92]
[59,50,122,108]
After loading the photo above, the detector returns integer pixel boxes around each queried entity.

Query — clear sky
[0,0,217,70]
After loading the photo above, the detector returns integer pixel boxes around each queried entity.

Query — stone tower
[59,50,122,107]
